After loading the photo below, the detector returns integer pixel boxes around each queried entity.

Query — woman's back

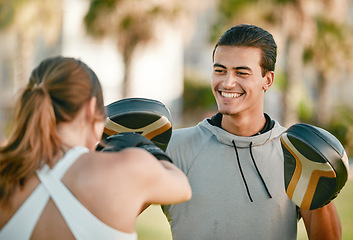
[1,146,189,239]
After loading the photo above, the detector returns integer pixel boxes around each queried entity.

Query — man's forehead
[213,46,262,68]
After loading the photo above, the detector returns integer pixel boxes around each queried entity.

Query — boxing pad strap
[137,144,173,163]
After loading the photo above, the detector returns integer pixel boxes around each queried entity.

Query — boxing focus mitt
[101,132,172,163]
[97,98,172,151]
[280,123,349,210]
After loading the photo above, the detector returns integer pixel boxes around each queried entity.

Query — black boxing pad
[99,98,172,151]
[101,132,172,163]
[280,123,349,210]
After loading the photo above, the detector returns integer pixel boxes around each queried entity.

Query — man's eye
[214,69,225,73]
[237,72,248,76]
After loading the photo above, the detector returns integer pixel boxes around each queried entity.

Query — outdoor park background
[135,181,353,239]
[0,0,353,239]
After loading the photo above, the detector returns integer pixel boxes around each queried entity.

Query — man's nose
[222,73,237,89]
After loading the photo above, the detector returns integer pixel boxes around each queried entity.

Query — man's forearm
[300,202,342,240]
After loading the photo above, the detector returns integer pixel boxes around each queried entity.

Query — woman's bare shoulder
[71,148,158,184]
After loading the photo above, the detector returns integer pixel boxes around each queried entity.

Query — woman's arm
[122,148,192,206]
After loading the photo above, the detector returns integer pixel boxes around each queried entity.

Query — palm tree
[304,4,353,126]
[84,0,189,98]
[0,0,62,141]
[0,0,62,91]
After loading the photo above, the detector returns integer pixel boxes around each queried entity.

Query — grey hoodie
[164,117,298,240]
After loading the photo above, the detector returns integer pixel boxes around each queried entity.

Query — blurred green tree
[84,0,190,98]
[0,0,62,90]
[304,16,353,126]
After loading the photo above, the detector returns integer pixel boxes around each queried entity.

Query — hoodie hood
[198,117,286,148]
[197,117,287,202]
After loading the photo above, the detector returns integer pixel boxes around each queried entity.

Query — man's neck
[221,112,267,137]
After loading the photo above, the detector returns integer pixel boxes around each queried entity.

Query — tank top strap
[50,146,89,178]
[37,148,138,240]
[0,146,89,239]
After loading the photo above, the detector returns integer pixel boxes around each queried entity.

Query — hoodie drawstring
[249,142,272,199]
[232,140,272,202]
[232,140,253,202]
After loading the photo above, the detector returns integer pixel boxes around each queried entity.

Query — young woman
[0,56,192,240]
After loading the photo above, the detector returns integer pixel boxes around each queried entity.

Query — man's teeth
[221,92,242,98]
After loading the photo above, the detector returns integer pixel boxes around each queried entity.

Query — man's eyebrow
[234,66,252,72]
[213,63,253,72]
[213,63,226,68]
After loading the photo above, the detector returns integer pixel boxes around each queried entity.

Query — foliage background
[0,0,352,239]
[136,179,353,240]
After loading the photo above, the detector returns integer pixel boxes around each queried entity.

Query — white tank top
[0,146,137,240]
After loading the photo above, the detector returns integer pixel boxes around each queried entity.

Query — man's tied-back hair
[212,24,277,77]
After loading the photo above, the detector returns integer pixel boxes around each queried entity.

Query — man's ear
[263,71,274,91]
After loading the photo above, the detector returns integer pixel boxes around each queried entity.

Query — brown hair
[0,56,106,206]
[212,24,277,77]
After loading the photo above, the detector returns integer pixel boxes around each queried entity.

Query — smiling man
[212,45,272,136]
[162,24,341,240]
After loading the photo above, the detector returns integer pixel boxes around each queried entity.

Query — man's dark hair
[212,24,277,77]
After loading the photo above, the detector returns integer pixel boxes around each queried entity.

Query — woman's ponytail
[0,56,105,207]
[0,83,61,206]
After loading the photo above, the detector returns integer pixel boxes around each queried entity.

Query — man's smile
[219,91,244,99]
